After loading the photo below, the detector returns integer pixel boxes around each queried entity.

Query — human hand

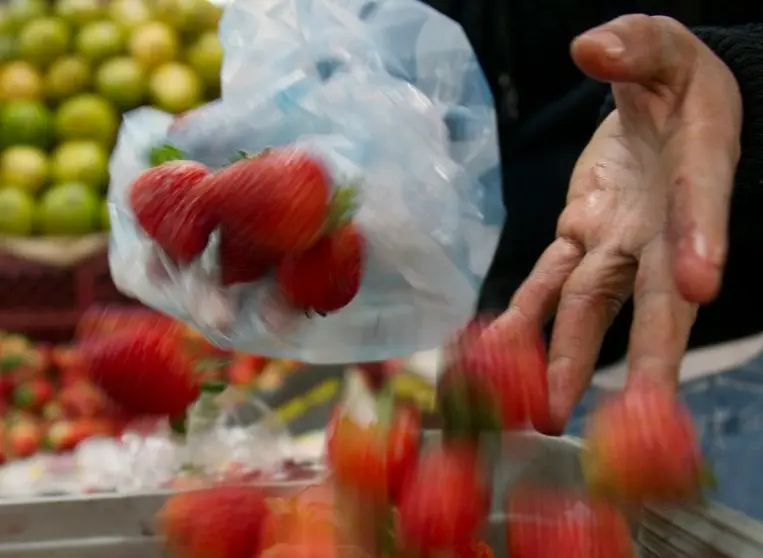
[491,15,742,431]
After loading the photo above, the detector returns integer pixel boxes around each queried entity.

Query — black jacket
[430,0,763,365]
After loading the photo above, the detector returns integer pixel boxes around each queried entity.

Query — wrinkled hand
[492,15,742,430]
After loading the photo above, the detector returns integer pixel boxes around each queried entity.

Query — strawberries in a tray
[582,385,705,503]
[438,316,552,436]
[212,147,347,257]
[276,223,366,316]
[129,160,216,263]
[507,486,633,558]
[397,443,489,553]
[327,400,420,502]
[83,330,199,417]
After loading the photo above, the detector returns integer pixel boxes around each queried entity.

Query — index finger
[627,238,697,389]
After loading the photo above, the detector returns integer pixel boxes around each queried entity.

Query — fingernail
[584,30,625,57]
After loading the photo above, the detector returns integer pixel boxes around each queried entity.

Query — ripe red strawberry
[507,486,633,558]
[397,443,489,552]
[212,147,333,256]
[218,228,276,286]
[129,160,215,263]
[83,330,200,417]
[582,385,703,503]
[13,377,54,412]
[439,317,552,435]
[276,223,365,316]
[157,484,269,558]
[327,401,420,502]
[5,415,43,459]
[58,380,112,418]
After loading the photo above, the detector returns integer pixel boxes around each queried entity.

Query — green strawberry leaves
[149,144,185,166]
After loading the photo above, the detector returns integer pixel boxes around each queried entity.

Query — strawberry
[260,484,337,551]
[582,385,704,503]
[212,147,334,256]
[327,400,420,503]
[41,401,64,422]
[129,160,215,263]
[218,228,277,286]
[227,353,268,386]
[5,416,43,459]
[507,486,633,558]
[83,330,200,417]
[58,380,112,418]
[77,305,183,343]
[397,443,489,552]
[276,223,365,316]
[45,418,114,453]
[13,377,54,412]
[439,316,552,436]
[157,484,269,558]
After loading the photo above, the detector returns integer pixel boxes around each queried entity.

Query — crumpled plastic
[108,0,504,363]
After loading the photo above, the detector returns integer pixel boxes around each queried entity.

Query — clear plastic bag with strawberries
[107,0,504,363]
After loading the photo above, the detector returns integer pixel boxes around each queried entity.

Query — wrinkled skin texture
[491,15,742,430]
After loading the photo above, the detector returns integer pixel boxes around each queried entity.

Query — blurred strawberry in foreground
[77,305,182,342]
[83,329,199,417]
[582,385,705,503]
[277,222,365,316]
[438,316,552,436]
[157,484,269,558]
[397,443,488,553]
[327,399,420,503]
[129,158,216,264]
[507,486,633,558]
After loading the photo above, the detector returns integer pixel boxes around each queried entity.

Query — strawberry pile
[128,145,366,317]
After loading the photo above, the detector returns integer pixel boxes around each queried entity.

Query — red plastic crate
[0,245,138,343]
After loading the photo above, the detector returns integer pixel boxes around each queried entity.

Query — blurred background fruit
[0,0,223,239]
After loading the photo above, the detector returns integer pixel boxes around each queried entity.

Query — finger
[491,237,584,333]
[546,249,635,429]
[628,238,698,390]
[668,127,737,304]
[571,14,696,91]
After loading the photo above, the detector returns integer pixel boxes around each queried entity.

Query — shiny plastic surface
[107,0,503,363]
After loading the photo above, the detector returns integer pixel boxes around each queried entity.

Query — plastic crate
[0,242,137,343]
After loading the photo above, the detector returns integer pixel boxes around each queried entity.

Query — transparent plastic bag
[108,0,503,363]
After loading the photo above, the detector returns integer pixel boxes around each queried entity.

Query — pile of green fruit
[0,0,223,238]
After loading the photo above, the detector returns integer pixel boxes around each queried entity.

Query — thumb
[571,15,696,89]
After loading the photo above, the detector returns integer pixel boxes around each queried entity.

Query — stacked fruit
[154,315,714,558]
[0,332,126,464]
[0,307,292,466]
[130,146,366,315]
[0,0,223,238]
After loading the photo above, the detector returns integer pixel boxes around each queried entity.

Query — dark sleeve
[599,23,763,192]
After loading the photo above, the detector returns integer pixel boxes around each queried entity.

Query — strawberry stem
[149,143,185,166]
[200,381,227,394]
[326,185,359,232]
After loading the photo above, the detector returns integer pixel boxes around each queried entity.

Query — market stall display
[0,0,223,239]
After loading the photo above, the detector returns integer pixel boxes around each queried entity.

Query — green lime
[186,31,222,90]
[149,62,202,114]
[0,61,43,102]
[107,0,152,34]
[0,187,35,236]
[6,0,48,32]
[44,55,90,101]
[76,20,124,63]
[50,140,108,189]
[128,21,179,70]
[100,197,109,230]
[155,0,221,33]
[35,181,99,236]
[0,146,48,194]
[95,56,146,110]
[0,100,54,149]
[55,94,119,145]
[54,0,103,27]
[17,17,71,67]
